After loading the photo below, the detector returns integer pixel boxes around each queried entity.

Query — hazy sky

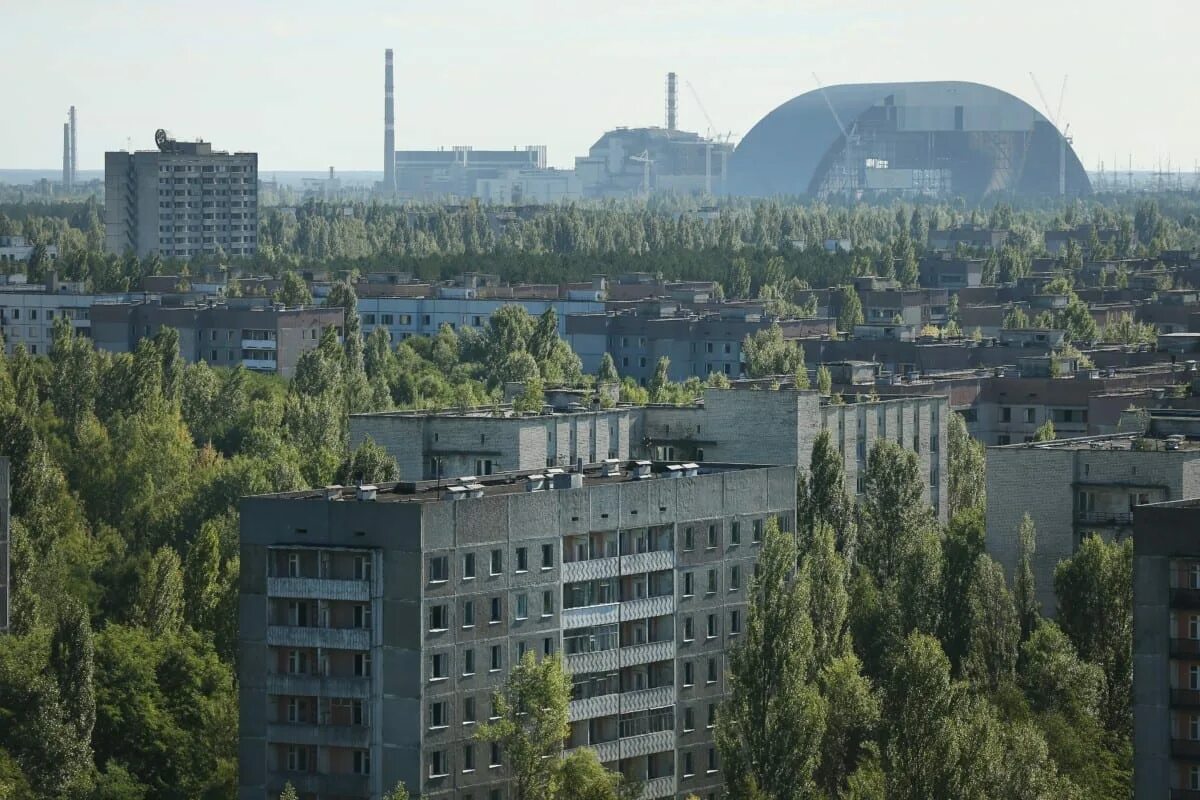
[4,0,1197,175]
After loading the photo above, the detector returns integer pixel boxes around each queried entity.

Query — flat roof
[992,433,1200,452]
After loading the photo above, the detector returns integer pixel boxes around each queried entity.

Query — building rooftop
[249,460,770,505]
[993,433,1200,452]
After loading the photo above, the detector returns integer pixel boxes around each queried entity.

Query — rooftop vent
[602,458,621,477]
[632,460,652,480]
[357,485,378,501]
[443,485,469,501]
[682,462,700,477]
[324,484,344,501]
[553,472,584,490]
[666,464,684,478]
[526,474,547,492]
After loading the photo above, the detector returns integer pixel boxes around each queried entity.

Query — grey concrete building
[238,461,796,800]
[1132,498,1200,799]
[986,430,1200,616]
[351,386,949,523]
[90,298,343,378]
[104,133,257,259]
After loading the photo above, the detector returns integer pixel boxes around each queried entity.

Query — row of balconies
[562,551,676,583]
[267,773,368,798]
[568,685,677,723]
[267,674,371,699]
[267,722,370,749]
[566,639,676,675]
[560,595,676,630]
[267,625,369,650]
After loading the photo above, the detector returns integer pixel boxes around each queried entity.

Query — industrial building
[727,81,1091,201]
[237,460,797,800]
[350,385,949,523]
[104,130,258,259]
[1133,497,1200,799]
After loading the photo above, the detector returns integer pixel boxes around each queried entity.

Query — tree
[341,436,400,484]
[1058,299,1098,344]
[947,411,985,518]
[963,554,1019,691]
[648,357,671,401]
[597,352,619,384]
[135,547,184,635]
[50,598,96,747]
[1032,419,1056,442]
[883,633,958,800]
[1014,513,1040,641]
[716,518,826,800]
[816,364,832,395]
[513,373,545,413]
[476,651,572,800]
[742,323,806,378]
[815,653,879,798]
[838,287,864,333]
[806,522,850,671]
[939,507,985,674]
[858,440,931,585]
[799,430,854,557]
[727,258,752,298]
[558,749,639,800]
[274,271,313,307]
[1054,535,1133,737]
[382,782,411,800]
[279,783,299,800]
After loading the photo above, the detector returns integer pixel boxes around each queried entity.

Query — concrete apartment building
[104,132,257,259]
[0,279,132,356]
[351,386,949,523]
[238,461,796,800]
[0,235,58,266]
[90,298,343,378]
[1132,498,1200,799]
[986,422,1200,616]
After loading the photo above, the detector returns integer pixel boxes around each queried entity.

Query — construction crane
[812,73,860,197]
[1030,72,1071,196]
[630,150,654,196]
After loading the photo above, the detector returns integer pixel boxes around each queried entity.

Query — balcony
[266,674,371,699]
[569,693,621,723]
[1075,510,1133,527]
[641,775,678,799]
[562,604,620,630]
[562,557,620,583]
[1173,589,1200,609]
[566,648,619,675]
[267,625,369,650]
[620,596,674,622]
[619,640,675,668]
[621,685,676,714]
[620,551,675,575]
[1172,738,1200,758]
[243,358,277,371]
[620,729,675,759]
[1172,689,1200,707]
[267,576,369,602]
[1172,638,1200,658]
[267,722,370,749]
[242,338,277,350]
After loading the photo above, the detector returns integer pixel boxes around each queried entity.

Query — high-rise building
[104,130,257,259]
[237,461,796,800]
[1133,498,1200,798]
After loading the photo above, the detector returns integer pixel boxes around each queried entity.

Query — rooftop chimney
[62,122,72,191]
[69,106,77,189]
[383,49,395,193]
[666,72,677,132]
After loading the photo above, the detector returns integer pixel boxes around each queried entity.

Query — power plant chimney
[666,72,677,132]
[69,106,77,189]
[383,49,395,194]
[62,122,72,191]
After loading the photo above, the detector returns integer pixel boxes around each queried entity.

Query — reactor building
[727,81,1090,202]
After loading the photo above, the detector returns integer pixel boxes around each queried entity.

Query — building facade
[104,135,258,259]
[238,461,797,800]
[1133,498,1200,799]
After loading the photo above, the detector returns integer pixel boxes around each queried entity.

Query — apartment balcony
[1075,510,1133,527]
[273,773,369,797]
[243,358,277,371]
[562,604,620,630]
[569,693,621,723]
[621,685,676,714]
[242,338,277,350]
[566,648,619,675]
[589,740,622,764]
[620,595,674,622]
[267,722,370,749]
[1172,638,1200,658]
[1171,689,1200,707]
[266,625,369,650]
[266,674,371,699]
[1173,589,1200,609]
[641,775,678,799]
[562,557,620,583]
[620,729,675,759]
[620,551,675,575]
[267,576,370,602]
[1172,738,1200,758]
[619,640,675,668]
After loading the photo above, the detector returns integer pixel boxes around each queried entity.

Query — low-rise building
[928,227,1009,253]
[0,235,58,265]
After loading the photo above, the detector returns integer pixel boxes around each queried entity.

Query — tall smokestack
[62,122,72,191]
[69,106,77,188]
[384,49,395,193]
[666,72,677,132]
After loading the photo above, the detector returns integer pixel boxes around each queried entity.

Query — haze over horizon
[3,0,1197,175]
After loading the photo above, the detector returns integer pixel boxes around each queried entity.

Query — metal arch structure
[726,80,1091,202]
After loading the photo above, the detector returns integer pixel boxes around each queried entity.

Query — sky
[3,0,1198,175]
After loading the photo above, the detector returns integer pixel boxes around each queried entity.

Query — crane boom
[812,72,851,140]
[684,80,717,139]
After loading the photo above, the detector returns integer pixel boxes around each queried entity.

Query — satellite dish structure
[154,128,175,152]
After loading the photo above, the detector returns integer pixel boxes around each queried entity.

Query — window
[730,521,741,545]
[429,700,448,728]
[490,597,502,623]
[431,653,447,680]
[542,589,554,617]
[707,657,717,683]
[353,748,371,776]
[1192,765,1200,791]
[684,527,694,550]
[463,600,475,627]
[287,745,309,772]
[706,525,718,549]
[1191,715,1200,741]
[1024,408,1036,424]
[706,614,718,639]
[491,645,503,671]
[463,743,475,772]
[429,555,449,582]
[683,616,694,641]
[683,752,694,777]
[543,636,554,656]
[684,706,695,730]
[1192,563,1200,590]
[683,571,694,597]
[463,648,476,675]
[683,660,695,686]
[463,696,476,724]
[516,547,528,572]
[288,552,301,577]
[490,742,502,767]
[1191,665,1200,691]
[706,568,718,594]
[515,594,528,620]
[355,652,372,677]
[1000,407,1012,423]
[707,703,717,728]
[752,518,763,541]
[429,605,448,631]
[491,549,503,575]
[287,697,306,723]
[429,750,448,778]
[463,552,476,580]
[708,747,719,773]
[730,610,742,635]
[997,434,1011,446]
[354,604,371,629]
[541,543,553,569]
[730,565,741,591]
